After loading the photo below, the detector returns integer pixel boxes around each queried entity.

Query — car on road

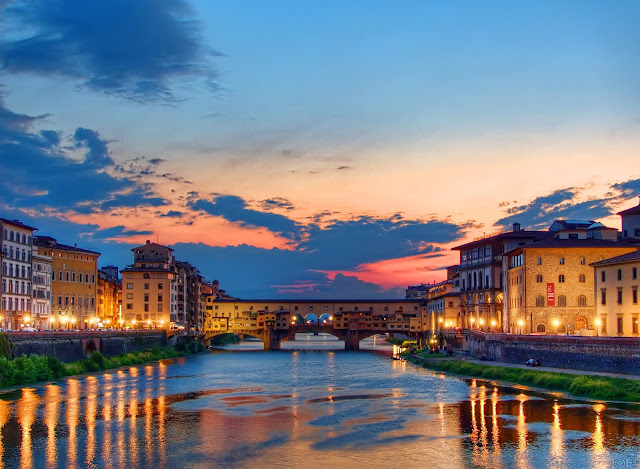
[525,358,541,367]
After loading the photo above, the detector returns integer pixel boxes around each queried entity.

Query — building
[120,241,178,329]
[425,280,461,332]
[97,267,120,327]
[34,236,100,330]
[31,245,53,329]
[618,197,640,243]
[1,218,37,330]
[453,223,550,332]
[505,238,637,335]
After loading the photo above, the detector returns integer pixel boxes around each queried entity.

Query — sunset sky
[1,0,639,298]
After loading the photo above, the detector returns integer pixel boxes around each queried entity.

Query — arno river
[1,339,640,468]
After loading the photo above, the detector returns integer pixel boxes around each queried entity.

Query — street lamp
[491,319,497,331]
[595,318,602,337]
[470,317,476,329]
[553,318,560,335]
[517,319,525,335]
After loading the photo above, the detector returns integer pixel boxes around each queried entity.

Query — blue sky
[1,0,639,298]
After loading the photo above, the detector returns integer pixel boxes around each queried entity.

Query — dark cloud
[93,225,153,239]
[337,165,351,170]
[0,97,168,213]
[612,177,640,198]
[159,210,184,218]
[259,197,295,211]
[0,0,219,103]
[188,195,303,241]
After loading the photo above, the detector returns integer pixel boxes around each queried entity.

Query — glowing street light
[553,318,560,335]
[595,318,602,337]
[517,319,525,335]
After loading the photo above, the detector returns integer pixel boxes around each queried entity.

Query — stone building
[34,236,100,330]
[0,218,36,330]
[31,245,53,329]
[425,280,461,332]
[97,267,120,327]
[120,241,178,329]
[453,223,550,332]
[505,238,637,335]
[591,250,640,336]
[619,196,640,242]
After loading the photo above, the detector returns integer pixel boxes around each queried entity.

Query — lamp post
[553,318,560,335]
[517,319,524,335]
[595,318,602,337]
[490,319,497,332]
[470,317,476,329]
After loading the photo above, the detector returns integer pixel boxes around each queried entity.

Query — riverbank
[0,341,204,389]
[406,352,640,403]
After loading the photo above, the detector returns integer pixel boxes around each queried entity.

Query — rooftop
[452,229,549,250]
[506,237,638,253]
[590,250,640,267]
[34,236,100,255]
[617,197,640,216]
[0,218,37,231]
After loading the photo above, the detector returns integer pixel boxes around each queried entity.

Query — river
[1,339,639,468]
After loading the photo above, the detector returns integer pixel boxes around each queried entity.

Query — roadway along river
[1,344,640,468]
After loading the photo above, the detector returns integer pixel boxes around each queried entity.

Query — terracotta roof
[0,218,37,231]
[506,237,637,253]
[34,236,100,255]
[452,230,550,251]
[590,250,640,267]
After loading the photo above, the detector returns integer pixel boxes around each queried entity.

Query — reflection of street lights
[595,318,602,337]
[517,319,524,335]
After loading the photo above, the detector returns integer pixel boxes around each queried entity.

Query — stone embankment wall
[7,331,167,362]
[468,332,640,375]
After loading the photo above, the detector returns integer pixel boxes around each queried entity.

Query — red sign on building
[547,283,555,306]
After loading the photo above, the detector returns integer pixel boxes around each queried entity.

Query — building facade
[31,246,53,329]
[505,239,637,335]
[97,268,120,327]
[619,197,640,242]
[120,241,178,329]
[34,236,100,330]
[0,218,36,330]
[592,251,640,336]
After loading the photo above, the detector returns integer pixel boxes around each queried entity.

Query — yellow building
[426,281,462,332]
[97,269,120,327]
[592,250,640,336]
[34,236,100,330]
[505,238,636,335]
[120,241,177,329]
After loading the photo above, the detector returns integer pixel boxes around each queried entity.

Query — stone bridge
[202,302,429,350]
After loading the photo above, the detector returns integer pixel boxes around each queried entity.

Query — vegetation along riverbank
[406,352,640,403]
[0,341,204,389]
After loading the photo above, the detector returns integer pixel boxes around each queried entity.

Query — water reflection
[0,352,639,468]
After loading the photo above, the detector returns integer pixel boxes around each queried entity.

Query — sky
[1,0,640,298]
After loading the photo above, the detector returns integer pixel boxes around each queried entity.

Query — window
[144,304,149,312]
[559,257,565,265]
[633,267,637,280]
[127,303,133,310]
[536,296,544,307]
[158,294,163,301]
[634,318,639,335]
[536,324,546,333]
[578,295,587,307]
[158,283,163,289]
[617,317,623,334]
[580,257,586,265]
[558,274,565,283]
[617,289,623,304]
[618,269,623,281]
[633,288,638,305]
[536,274,543,283]
[601,271,606,282]
[144,293,149,302]
[144,283,149,289]
[158,304,163,312]
[558,295,566,307]
[126,293,133,299]
[579,274,586,283]
[601,289,607,305]
[127,283,133,289]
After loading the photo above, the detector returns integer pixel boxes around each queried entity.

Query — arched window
[2,229,6,239]
[9,231,13,241]
[72,271,76,282]
[558,274,565,283]
[536,274,543,283]
[536,295,544,307]
[58,270,63,281]
[578,295,587,307]
[579,274,586,283]
[558,324,567,333]
[78,271,83,283]
[21,234,26,244]
[558,295,566,307]
[536,324,546,333]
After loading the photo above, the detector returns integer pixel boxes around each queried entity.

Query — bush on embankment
[0,342,205,388]
[415,357,640,403]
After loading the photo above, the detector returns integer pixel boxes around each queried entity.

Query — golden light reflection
[66,379,80,469]
[17,388,38,469]
[550,401,564,466]
[44,384,60,468]
[516,395,529,469]
[129,394,139,468]
[491,388,501,455]
[85,376,99,467]
[157,395,167,466]
[145,397,154,464]
[0,398,10,468]
[116,389,127,467]
[592,404,606,454]
[102,384,113,469]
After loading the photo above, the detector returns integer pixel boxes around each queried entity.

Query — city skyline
[1,0,640,297]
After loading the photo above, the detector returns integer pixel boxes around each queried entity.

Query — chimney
[146,240,151,245]
[512,222,521,232]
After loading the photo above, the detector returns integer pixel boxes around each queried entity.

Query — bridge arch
[318,313,333,325]
[304,313,318,325]
[290,313,304,326]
